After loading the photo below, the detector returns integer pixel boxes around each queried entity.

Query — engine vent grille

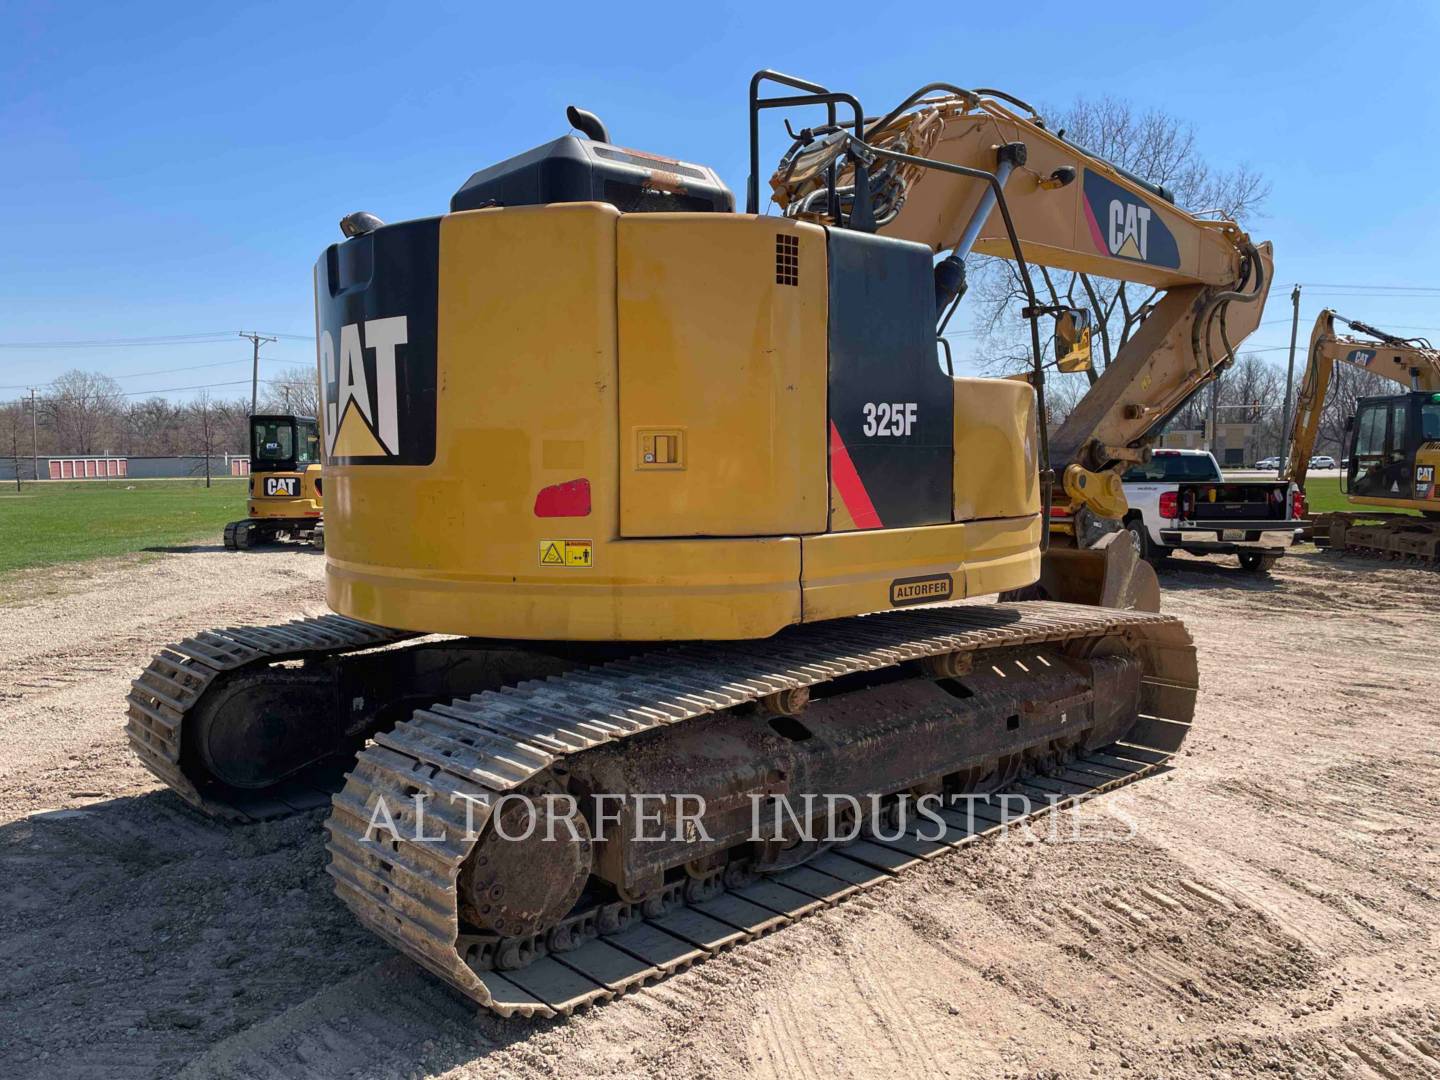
[775,234,799,286]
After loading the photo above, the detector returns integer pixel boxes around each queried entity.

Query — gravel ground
[2,545,1437,1079]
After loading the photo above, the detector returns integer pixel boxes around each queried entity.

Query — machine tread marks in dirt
[127,70,1274,1016]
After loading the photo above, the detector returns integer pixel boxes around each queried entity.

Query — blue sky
[3,0,1439,401]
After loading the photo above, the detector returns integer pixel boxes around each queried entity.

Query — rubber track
[323,600,1197,1018]
[126,614,416,820]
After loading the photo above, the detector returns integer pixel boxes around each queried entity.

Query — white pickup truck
[1121,449,1307,573]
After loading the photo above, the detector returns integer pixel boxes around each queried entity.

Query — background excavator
[222,413,326,550]
[1284,310,1440,561]
[127,71,1269,1018]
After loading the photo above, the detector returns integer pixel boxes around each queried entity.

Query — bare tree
[1042,372,1091,429]
[959,96,1269,399]
[44,370,124,454]
[1320,363,1395,454]
[1163,353,1294,462]
[262,366,320,417]
[0,402,27,491]
[125,397,186,456]
[187,392,221,488]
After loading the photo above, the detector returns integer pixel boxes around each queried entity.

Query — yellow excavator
[1285,310,1440,561]
[222,413,325,550]
[127,73,1269,1017]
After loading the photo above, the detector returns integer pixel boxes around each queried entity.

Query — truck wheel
[1239,552,1277,574]
[1126,520,1164,567]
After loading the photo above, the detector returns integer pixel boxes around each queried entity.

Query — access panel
[826,230,954,531]
[618,215,829,538]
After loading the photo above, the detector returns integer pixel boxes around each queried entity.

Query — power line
[0,376,263,409]
[0,355,297,391]
[116,378,254,398]
[239,331,279,413]
[1299,282,1440,292]
[0,330,313,348]
[1297,291,1440,299]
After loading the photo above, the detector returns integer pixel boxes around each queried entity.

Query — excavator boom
[770,87,1272,517]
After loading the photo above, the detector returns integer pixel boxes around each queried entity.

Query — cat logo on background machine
[1346,347,1378,368]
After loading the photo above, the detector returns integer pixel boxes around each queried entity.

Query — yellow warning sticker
[539,539,593,567]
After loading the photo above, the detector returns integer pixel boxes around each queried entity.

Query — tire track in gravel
[5,547,1440,1079]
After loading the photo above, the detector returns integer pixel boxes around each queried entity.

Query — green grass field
[0,478,247,574]
[1300,476,1420,517]
[0,474,1414,579]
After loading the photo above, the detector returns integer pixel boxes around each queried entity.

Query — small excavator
[222,413,325,550]
[128,72,1270,1017]
[1285,310,1440,561]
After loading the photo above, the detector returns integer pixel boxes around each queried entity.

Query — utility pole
[28,388,38,481]
[239,331,277,415]
[1278,284,1302,476]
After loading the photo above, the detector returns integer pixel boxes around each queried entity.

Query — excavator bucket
[1034,531,1161,612]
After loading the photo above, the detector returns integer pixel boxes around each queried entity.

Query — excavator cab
[1346,392,1440,503]
[251,415,320,474]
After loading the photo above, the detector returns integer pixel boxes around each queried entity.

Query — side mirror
[1054,308,1093,373]
[1344,415,1354,432]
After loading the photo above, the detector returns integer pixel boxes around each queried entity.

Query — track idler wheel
[458,782,593,941]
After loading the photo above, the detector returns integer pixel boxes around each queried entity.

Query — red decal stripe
[828,421,883,529]
[1082,193,1108,255]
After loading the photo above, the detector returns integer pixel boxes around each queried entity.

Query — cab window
[1122,454,1222,483]
[294,420,320,465]
[1423,400,1440,443]
[1389,402,1409,459]
[1353,405,1385,457]
[253,421,295,462]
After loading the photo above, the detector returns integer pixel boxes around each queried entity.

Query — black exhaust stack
[565,105,610,144]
